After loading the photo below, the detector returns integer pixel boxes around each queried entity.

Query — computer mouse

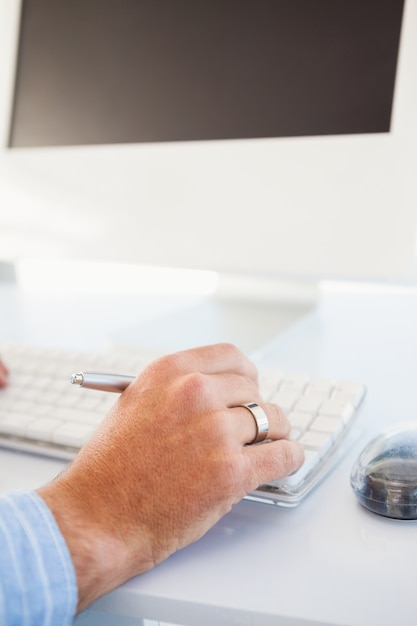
[350,422,417,520]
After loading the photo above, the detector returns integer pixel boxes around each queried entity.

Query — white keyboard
[0,343,366,507]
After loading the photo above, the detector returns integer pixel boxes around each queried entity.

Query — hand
[0,358,8,388]
[37,343,304,612]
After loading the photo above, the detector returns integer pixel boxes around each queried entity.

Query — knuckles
[178,371,212,404]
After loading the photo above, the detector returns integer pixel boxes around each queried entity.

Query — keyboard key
[332,381,366,407]
[52,422,97,447]
[40,392,64,406]
[29,375,53,390]
[7,400,33,415]
[305,378,334,395]
[318,399,355,423]
[294,394,325,414]
[26,417,60,442]
[54,406,103,425]
[279,374,309,392]
[8,373,32,388]
[12,387,43,401]
[299,430,333,457]
[71,394,103,411]
[288,411,314,433]
[270,389,300,413]
[31,403,56,417]
[310,415,344,440]
[0,413,34,436]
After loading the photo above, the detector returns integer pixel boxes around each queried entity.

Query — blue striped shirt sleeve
[0,490,77,626]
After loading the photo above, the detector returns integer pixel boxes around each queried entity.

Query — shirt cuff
[0,490,77,625]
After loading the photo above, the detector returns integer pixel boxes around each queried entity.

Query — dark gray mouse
[350,422,417,520]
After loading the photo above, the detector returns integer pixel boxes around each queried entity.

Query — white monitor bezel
[0,0,416,284]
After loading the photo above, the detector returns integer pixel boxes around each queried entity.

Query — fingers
[0,359,8,388]
[230,402,290,445]
[245,438,305,489]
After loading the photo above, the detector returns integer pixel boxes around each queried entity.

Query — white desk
[1,281,417,626]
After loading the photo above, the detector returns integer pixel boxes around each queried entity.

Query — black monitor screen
[9,0,404,147]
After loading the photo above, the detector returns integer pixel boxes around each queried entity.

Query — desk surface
[1,281,417,626]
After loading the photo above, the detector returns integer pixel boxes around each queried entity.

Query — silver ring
[240,402,269,444]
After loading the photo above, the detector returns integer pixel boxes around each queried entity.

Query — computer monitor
[0,0,416,295]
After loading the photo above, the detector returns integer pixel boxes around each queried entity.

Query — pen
[71,372,135,393]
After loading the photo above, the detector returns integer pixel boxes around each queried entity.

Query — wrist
[36,478,155,612]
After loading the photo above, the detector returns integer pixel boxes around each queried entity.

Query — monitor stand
[0,260,17,282]
[111,273,318,356]
[5,257,318,356]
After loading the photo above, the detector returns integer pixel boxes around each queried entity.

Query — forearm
[36,461,156,613]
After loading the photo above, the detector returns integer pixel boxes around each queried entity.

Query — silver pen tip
[71,373,83,385]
